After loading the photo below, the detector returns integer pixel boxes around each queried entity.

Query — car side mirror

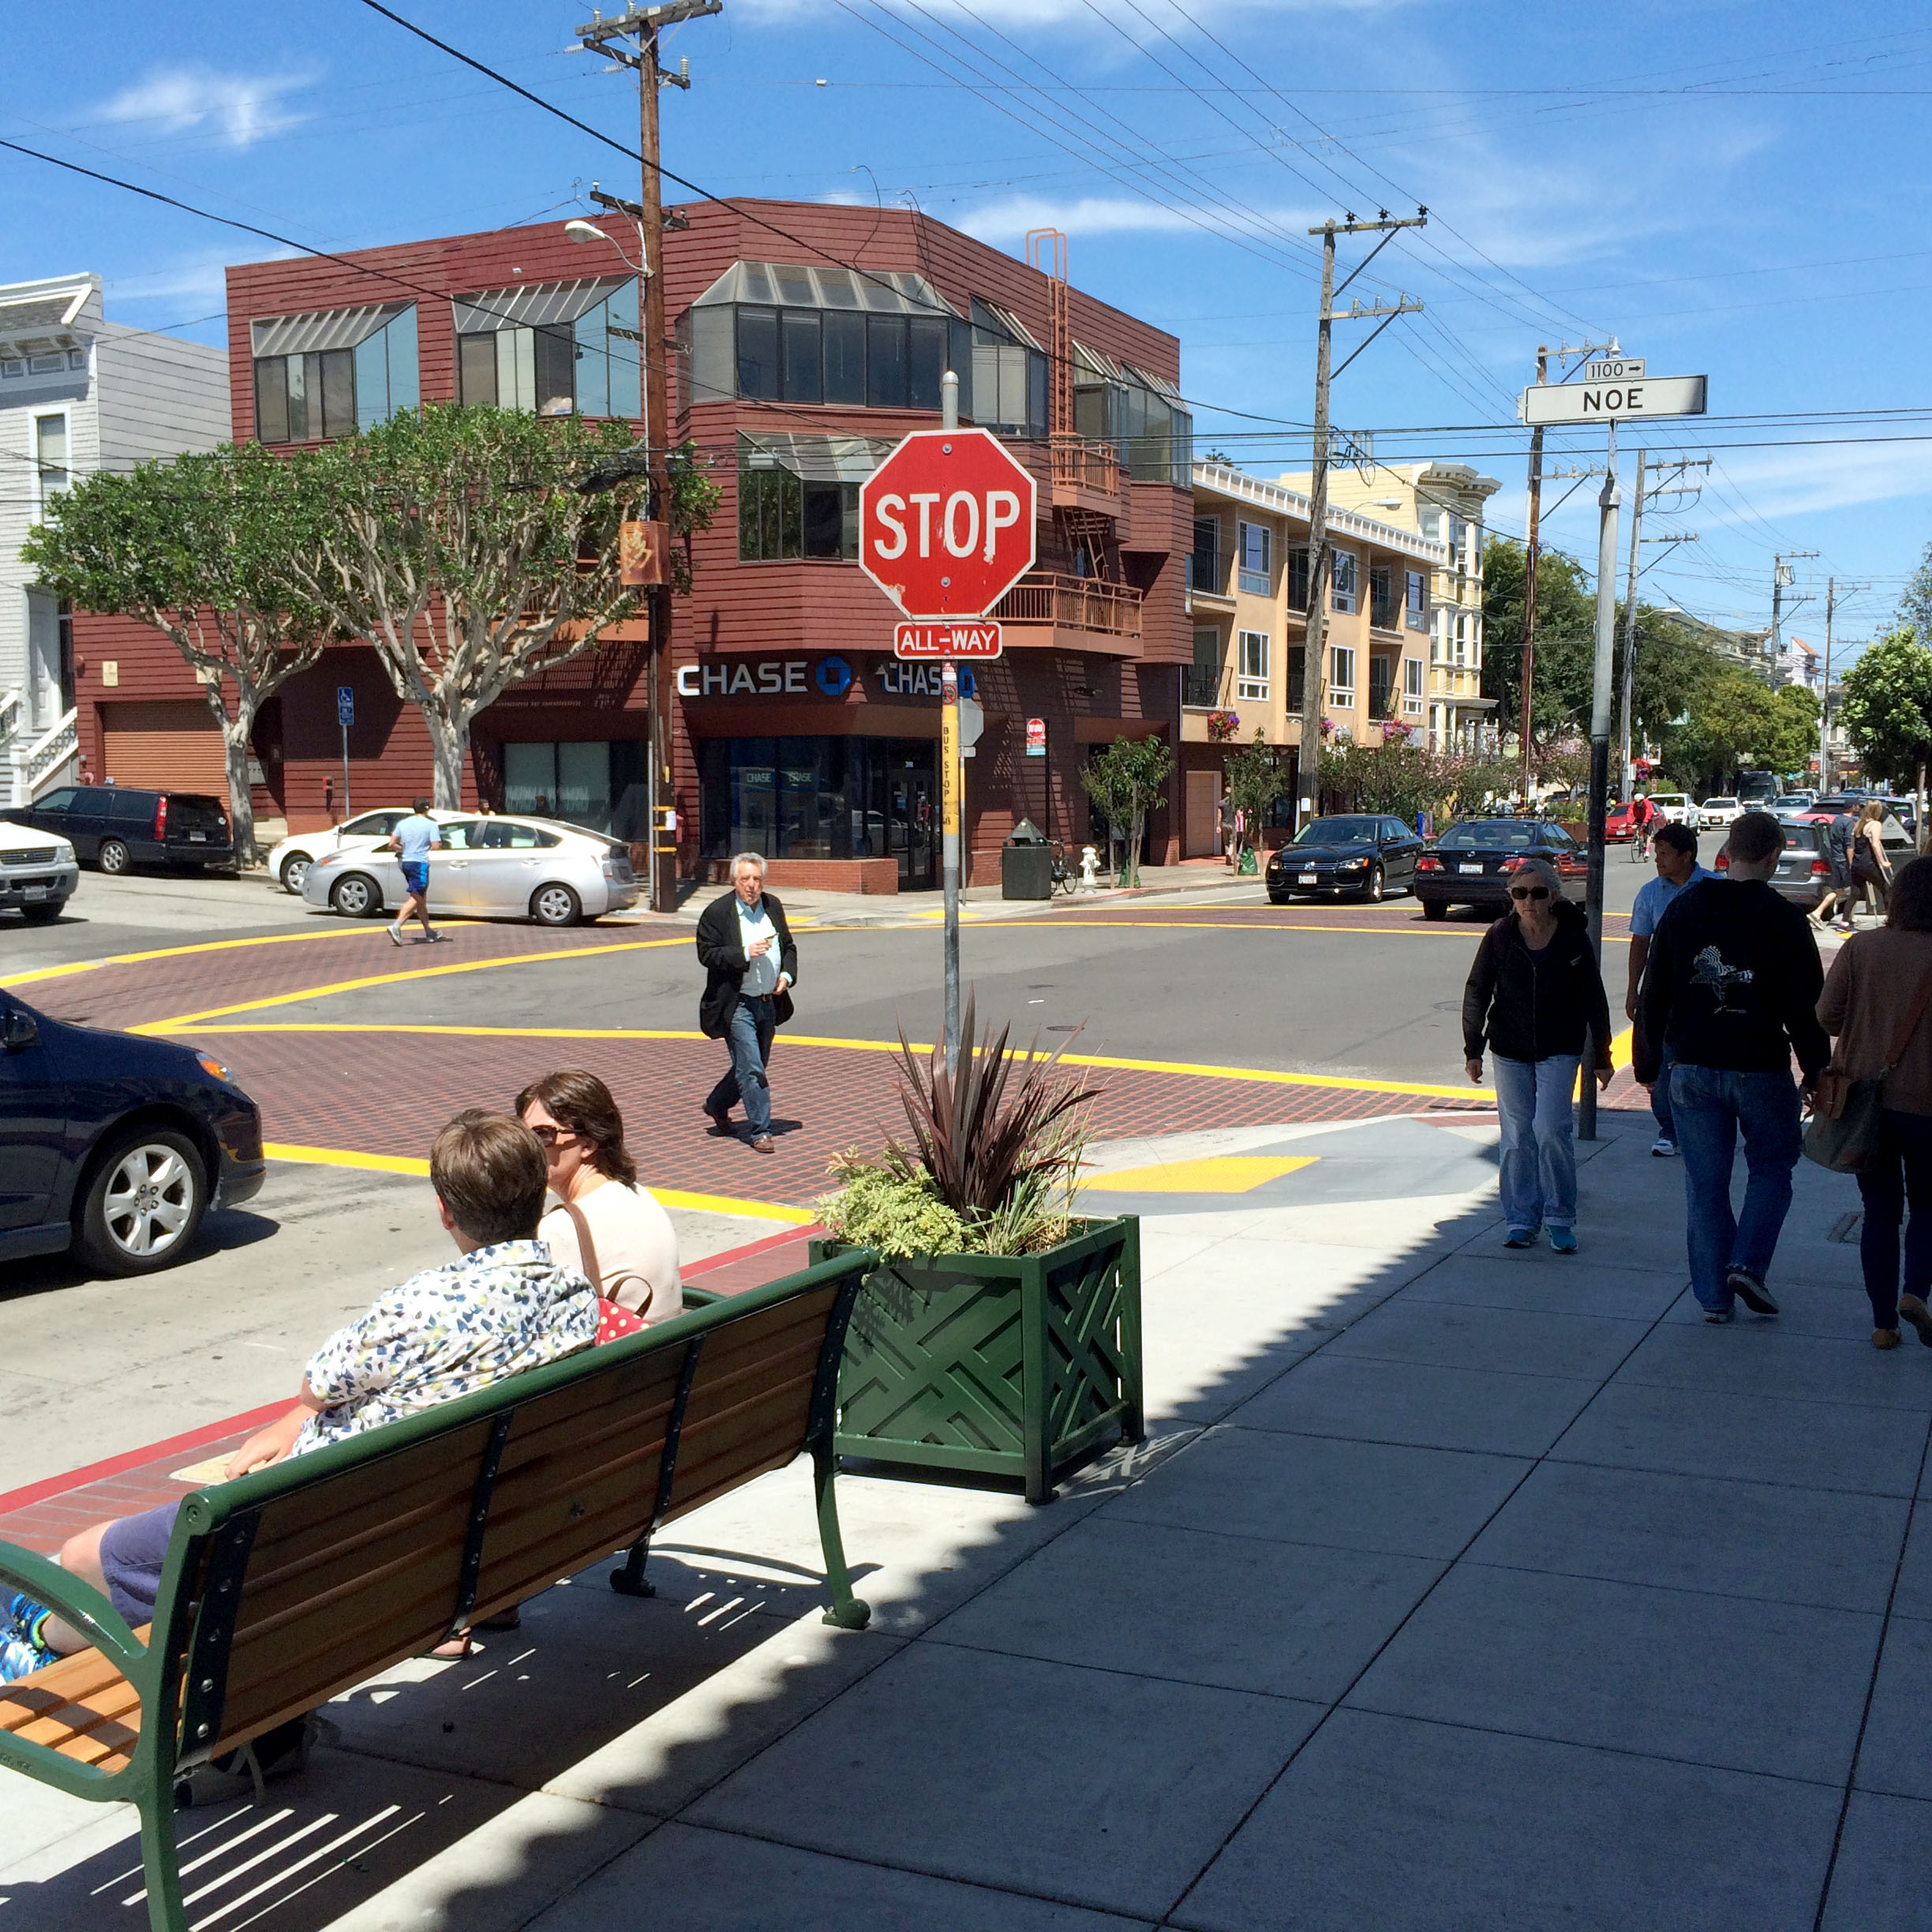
[3,1008,39,1054]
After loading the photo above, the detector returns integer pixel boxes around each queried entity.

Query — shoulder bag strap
[1882,957,1932,1073]
[561,1198,604,1294]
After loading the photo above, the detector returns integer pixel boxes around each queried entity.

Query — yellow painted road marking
[7,923,389,989]
[1084,1155,1320,1194]
[261,1141,814,1223]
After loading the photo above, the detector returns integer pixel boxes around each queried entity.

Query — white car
[1699,796,1743,829]
[1642,792,1696,827]
[266,808,463,896]
[300,813,637,926]
[0,816,80,923]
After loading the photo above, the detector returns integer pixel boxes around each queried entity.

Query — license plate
[24,884,47,900]
[1458,863,1485,874]
[1298,871,1318,885]
[189,831,208,842]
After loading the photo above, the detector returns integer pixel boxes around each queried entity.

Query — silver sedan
[301,814,638,926]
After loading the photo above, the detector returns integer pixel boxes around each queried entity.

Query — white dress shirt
[736,896,781,996]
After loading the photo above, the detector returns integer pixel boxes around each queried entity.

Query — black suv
[16,784,234,874]
[0,985,265,1275]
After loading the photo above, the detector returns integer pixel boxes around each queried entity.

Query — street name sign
[859,429,1037,620]
[894,620,1003,659]
[1519,374,1706,426]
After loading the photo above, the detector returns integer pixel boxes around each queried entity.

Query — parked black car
[14,784,234,874]
[1755,814,1915,912]
[1266,814,1425,904]
[0,985,264,1275]
[1413,818,1588,920]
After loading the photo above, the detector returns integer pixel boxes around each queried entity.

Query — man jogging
[386,798,444,945]
[1627,821,1719,1157]
[1634,811,1831,1323]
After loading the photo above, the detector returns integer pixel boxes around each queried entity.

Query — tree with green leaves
[1221,729,1286,860]
[290,406,717,808]
[1900,544,1932,643]
[1080,734,1173,886]
[1840,627,1932,803]
[21,440,335,861]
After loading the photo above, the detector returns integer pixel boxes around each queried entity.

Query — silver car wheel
[331,872,381,917]
[531,882,581,927]
[102,1143,197,1260]
[280,853,311,894]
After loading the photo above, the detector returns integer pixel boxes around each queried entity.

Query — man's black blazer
[696,889,798,1039]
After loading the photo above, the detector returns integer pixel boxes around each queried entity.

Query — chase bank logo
[814,655,853,698]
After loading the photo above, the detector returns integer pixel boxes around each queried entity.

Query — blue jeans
[1855,1110,1932,1331]
[706,994,776,1137]
[1650,1042,1677,1142]
[1493,1054,1579,1232]
[1668,1064,1803,1312]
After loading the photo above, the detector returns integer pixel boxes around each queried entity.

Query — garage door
[101,701,227,793]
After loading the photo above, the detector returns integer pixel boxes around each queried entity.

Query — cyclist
[1632,792,1656,862]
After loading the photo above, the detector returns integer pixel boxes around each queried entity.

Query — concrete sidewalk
[6,1106,1922,1930]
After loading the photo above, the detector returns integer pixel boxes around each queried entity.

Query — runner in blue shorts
[385,797,445,944]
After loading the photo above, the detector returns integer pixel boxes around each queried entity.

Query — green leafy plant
[815,994,1100,1258]
[1080,735,1173,886]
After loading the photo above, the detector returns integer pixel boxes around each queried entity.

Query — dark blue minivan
[0,987,264,1275]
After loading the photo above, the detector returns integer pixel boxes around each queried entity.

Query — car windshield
[1436,821,1533,849]
[1293,818,1379,846]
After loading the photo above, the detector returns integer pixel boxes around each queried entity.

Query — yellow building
[1282,461,1503,754]
[1181,460,1441,852]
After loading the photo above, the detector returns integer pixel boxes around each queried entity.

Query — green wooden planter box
[813,1215,1144,1503]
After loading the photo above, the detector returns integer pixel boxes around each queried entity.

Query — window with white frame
[1237,628,1270,700]
[1331,549,1357,613]
[35,414,69,507]
[1330,644,1356,705]
[1450,516,1469,571]
[1237,520,1273,596]
[1403,656,1425,711]
[1406,570,1427,630]
[1454,612,1470,665]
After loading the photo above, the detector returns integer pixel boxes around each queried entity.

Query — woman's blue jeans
[1493,1054,1579,1232]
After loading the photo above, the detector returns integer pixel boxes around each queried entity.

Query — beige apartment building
[1181,460,1443,852]
[1287,460,1503,755]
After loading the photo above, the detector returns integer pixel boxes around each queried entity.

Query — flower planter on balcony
[814,1215,1144,1504]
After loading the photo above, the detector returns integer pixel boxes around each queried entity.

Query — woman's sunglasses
[1509,885,1552,902]
[528,1124,578,1148]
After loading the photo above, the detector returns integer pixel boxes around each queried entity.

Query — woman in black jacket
[1462,858,1614,1252]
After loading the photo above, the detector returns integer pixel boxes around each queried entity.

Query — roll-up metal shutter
[100,702,227,792]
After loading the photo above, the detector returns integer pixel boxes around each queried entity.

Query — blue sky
[8,0,1932,655]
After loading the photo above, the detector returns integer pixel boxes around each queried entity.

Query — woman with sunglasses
[1462,857,1614,1252]
[516,1069,683,1324]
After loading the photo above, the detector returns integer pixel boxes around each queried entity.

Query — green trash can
[1002,818,1053,899]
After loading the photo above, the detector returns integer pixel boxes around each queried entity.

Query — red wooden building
[73,201,1192,890]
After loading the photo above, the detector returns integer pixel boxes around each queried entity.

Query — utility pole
[1518,346,1547,801]
[1579,422,1621,1143]
[1298,211,1425,822]
[578,0,721,914]
[1617,450,1646,807]
[1769,549,1819,679]
[1821,576,1837,790]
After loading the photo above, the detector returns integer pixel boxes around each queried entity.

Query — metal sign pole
[941,367,962,1075]
[1581,420,1621,1142]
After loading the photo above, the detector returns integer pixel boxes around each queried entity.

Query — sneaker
[0,1630,54,1684]
[1650,1136,1678,1158]
[174,1713,323,1809]
[1549,1227,1578,1254]
[386,924,403,946]
[1,1593,51,1650]
[1900,1294,1932,1347]
[1503,1226,1537,1249]
[1703,1305,1735,1325]
[1727,1267,1779,1316]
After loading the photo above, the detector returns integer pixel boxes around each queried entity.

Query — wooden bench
[0,1247,876,1932]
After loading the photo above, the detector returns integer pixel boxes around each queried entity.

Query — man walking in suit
[695,852,798,1154]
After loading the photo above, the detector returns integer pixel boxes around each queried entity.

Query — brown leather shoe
[1900,1295,1932,1347]
[1875,1329,1902,1350]
[749,1134,775,1153]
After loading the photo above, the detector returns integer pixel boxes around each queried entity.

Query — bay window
[253,302,418,444]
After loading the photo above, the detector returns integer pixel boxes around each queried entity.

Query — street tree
[1221,729,1287,860]
[1840,627,1932,806]
[1900,543,1932,642]
[290,406,717,809]
[21,440,334,861]
[1080,734,1173,886]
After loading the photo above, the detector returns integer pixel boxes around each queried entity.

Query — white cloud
[95,67,313,149]
[1698,444,1932,525]
[104,249,299,314]
[954,191,1320,245]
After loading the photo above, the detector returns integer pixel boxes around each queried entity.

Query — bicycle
[1049,841,1078,895]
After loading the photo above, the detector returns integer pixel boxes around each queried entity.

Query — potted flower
[1205,708,1240,743]
[813,997,1144,1503]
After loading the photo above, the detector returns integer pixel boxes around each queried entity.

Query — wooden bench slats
[0,1639,148,1776]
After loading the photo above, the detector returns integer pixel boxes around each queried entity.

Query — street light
[565,218,650,276]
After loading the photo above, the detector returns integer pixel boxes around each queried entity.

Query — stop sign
[859,429,1037,620]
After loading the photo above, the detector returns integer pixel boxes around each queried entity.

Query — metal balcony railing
[994,571,1144,638]
[1183,665,1223,707]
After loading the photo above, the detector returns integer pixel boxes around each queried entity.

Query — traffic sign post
[335,687,354,820]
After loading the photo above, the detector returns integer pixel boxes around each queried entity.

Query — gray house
[0,273,227,807]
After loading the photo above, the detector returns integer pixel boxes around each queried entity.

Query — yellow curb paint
[261,1141,813,1223]
[6,923,387,989]
[1084,1154,1320,1194]
[968,918,1633,945]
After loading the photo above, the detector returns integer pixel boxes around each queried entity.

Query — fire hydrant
[1079,844,1101,889]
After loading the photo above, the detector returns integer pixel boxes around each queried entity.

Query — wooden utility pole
[1297,212,1425,822]
[1617,450,1646,805]
[1519,346,1547,803]
[578,0,720,912]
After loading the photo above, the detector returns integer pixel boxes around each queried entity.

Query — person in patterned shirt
[5,1111,597,1682]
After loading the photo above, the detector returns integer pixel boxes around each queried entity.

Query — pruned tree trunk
[219,713,256,864]
[425,705,470,812]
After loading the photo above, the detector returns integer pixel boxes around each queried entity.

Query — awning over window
[451,277,633,336]
[251,303,412,358]
[693,260,957,319]
[739,431,897,483]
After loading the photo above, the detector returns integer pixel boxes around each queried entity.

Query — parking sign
[336,686,355,728]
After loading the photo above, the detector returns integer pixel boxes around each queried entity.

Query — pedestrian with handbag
[1852,799,1894,922]
[1814,856,1932,1349]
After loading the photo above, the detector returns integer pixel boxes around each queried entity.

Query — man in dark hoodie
[1635,810,1831,1322]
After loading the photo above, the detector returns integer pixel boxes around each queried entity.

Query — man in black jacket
[1634,811,1830,1322]
[695,852,798,1154]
